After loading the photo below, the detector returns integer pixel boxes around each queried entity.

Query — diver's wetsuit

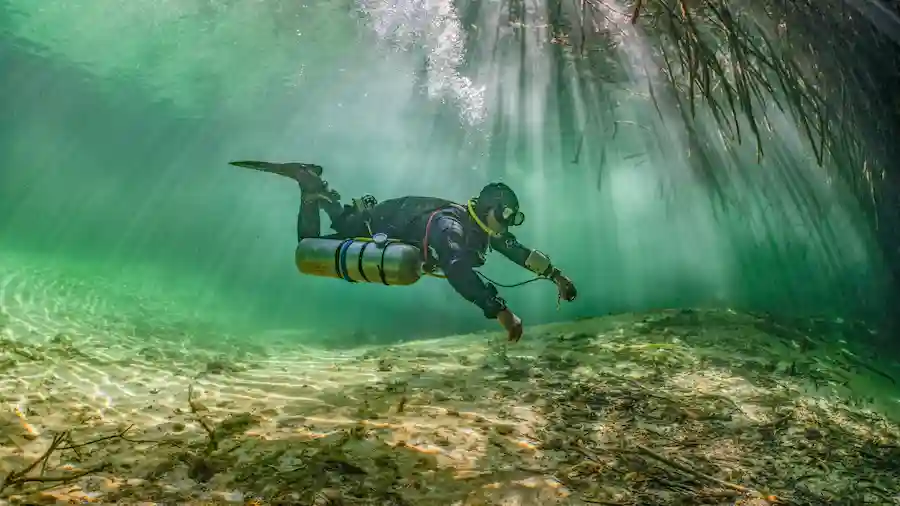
[300,196,543,319]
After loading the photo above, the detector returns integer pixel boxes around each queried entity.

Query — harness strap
[422,204,468,265]
[422,209,441,264]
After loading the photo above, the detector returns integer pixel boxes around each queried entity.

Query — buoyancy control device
[294,234,426,286]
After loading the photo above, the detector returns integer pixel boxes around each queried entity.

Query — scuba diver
[229,160,578,342]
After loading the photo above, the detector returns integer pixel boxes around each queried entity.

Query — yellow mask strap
[467,199,500,237]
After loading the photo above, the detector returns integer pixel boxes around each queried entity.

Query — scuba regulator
[351,194,378,235]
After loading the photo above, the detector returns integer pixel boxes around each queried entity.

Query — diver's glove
[497,308,524,343]
[550,269,577,302]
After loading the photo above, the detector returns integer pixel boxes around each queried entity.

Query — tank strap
[422,209,441,265]
[337,239,357,283]
[333,239,345,280]
[357,241,371,282]
[378,245,389,285]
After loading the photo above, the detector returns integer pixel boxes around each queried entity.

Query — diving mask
[499,206,525,227]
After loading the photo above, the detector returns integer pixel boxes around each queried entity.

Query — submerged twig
[635,443,759,495]
[0,432,68,493]
[187,384,218,453]
[57,425,134,450]
[0,427,127,496]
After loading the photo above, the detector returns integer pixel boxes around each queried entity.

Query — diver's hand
[552,272,577,301]
[497,309,524,343]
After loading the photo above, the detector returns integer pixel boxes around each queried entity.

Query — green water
[0,0,888,343]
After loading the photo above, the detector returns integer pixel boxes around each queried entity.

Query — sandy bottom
[1,307,899,505]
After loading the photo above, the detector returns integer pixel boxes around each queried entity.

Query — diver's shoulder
[392,195,457,205]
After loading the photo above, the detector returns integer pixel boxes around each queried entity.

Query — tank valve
[372,233,389,247]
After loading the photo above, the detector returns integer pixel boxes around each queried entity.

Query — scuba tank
[294,233,425,286]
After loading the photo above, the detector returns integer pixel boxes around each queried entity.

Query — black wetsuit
[311,196,541,319]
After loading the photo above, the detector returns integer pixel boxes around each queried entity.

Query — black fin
[228,161,323,177]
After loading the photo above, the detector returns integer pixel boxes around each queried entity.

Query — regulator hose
[474,270,554,288]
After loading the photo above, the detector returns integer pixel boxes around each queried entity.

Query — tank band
[357,241,371,283]
[338,239,356,283]
[378,245,389,285]
[333,240,343,279]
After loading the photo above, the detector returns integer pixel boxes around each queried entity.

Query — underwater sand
[1,299,899,505]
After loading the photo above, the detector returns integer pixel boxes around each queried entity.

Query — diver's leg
[297,195,322,240]
[227,159,357,239]
[319,193,345,226]
[298,187,347,240]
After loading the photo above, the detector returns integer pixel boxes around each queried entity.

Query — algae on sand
[1,309,898,505]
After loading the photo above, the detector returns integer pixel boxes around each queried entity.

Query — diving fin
[229,160,324,179]
[229,160,331,194]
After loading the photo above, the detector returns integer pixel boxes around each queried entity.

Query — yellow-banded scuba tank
[294,233,425,286]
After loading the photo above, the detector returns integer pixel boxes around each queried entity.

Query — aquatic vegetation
[516,0,898,214]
